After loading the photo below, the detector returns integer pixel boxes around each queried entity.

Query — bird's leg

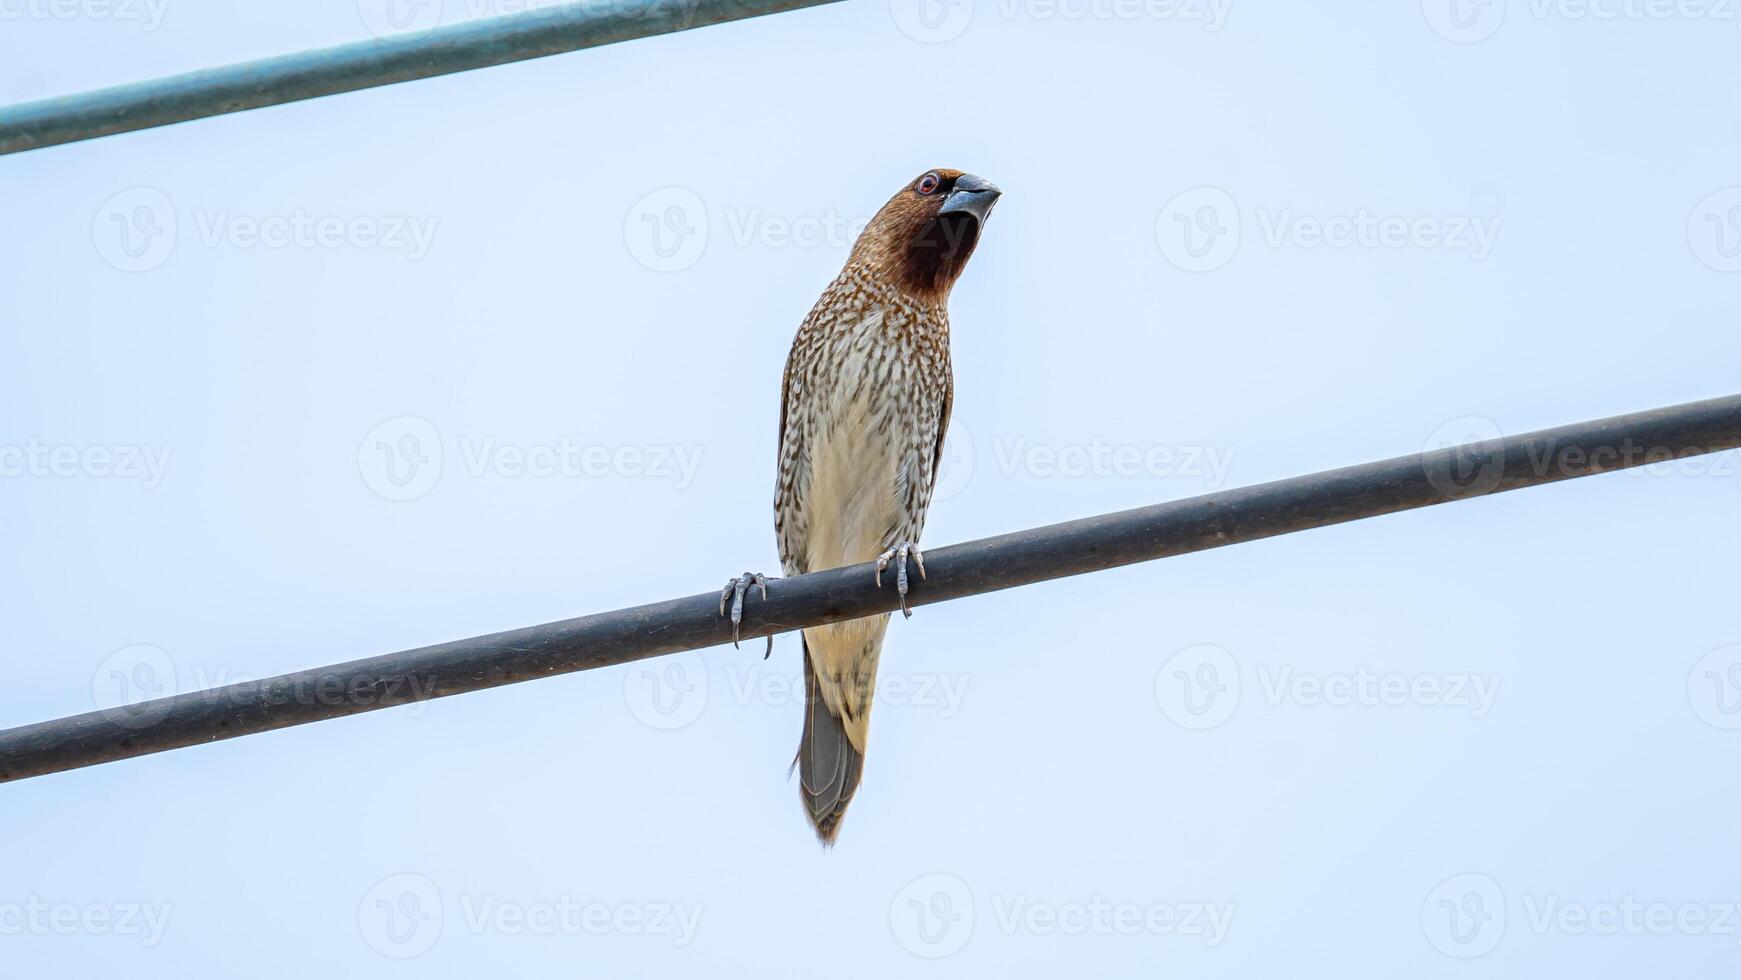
[718,572,775,658]
[874,541,926,619]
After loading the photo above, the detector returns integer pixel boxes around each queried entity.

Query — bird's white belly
[800,385,902,742]
[804,387,903,574]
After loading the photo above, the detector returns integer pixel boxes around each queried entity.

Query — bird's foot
[874,541,926,619]
[719,571,775,658]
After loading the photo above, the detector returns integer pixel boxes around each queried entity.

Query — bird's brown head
[848,168,1002,305]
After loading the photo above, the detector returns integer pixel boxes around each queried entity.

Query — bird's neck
[838,260,950,318]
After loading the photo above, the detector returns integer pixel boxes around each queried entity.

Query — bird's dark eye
[916,172,941,195]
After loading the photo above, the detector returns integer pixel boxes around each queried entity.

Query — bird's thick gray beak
[939,173,1002,224]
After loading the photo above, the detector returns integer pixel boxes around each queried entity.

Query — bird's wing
[777,340,794,461]
[928,360,954,496]
[774,323,808,576]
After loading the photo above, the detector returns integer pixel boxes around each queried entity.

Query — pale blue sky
[3,0,1741,975]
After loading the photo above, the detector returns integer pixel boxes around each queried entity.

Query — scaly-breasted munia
[722,168,1001,843]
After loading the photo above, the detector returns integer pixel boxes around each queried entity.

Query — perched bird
[722,168,1001,844]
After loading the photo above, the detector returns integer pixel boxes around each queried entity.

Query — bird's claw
[874,542,926,619]
[719,572,774,658]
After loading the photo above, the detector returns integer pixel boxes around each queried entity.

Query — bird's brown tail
[799,641,863,846]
